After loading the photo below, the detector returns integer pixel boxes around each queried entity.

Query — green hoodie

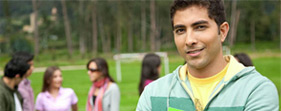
[137,56,279,111]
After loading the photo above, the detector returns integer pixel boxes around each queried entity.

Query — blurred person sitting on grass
[86,58,120,111]
[0,59,30,111]
[13,51,35,111]
[137,0,279,110]
[35,66,78,111]
[138,53,161,96]
[234,53,253,66]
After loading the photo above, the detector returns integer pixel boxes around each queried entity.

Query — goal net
[113,52,169,82]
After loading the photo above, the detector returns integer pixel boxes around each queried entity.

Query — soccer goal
[113,52,170,82]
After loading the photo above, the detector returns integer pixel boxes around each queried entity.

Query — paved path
[0,65,86,75]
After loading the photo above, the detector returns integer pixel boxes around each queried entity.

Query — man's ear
[15,74,21,78]
[219,22,229,42]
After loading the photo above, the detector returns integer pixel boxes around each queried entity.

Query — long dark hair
[234,53,253,66]
[138,53,161,95]
[86,58,115,82]
[42,66,60,92]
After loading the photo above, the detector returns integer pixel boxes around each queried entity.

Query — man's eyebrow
[191,20,208,27]
[173,25,185,30]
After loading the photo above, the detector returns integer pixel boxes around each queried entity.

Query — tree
[150,0,156,52]
[99,15,107,53]
[251,21,255,51]
[79,0,86,58]
[141,0,147,51]
[127,19,133,52]
[61,0,73,58]
[127,4,133,52]
[116,0,122,53]
[229,0,238,47]
[32,0,39,56]
[2,0,12,53]
[91,1,98,56]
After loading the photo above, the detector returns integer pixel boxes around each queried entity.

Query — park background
[0,0,280,110]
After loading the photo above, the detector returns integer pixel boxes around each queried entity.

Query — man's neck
[3,77,16,90]
[188,56,227,78]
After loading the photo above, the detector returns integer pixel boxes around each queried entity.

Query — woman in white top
[86,58,120,111]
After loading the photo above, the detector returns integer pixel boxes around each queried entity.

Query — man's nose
[185,31,197,46]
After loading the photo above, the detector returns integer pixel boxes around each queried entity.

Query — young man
[137,0,279,111]
[0,59,30,111]
[12,51,35,111]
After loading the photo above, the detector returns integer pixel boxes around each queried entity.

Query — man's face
[173,6,227,69]
[25,60,34,78]
[15,75,24,85]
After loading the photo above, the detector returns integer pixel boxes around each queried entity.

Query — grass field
[28,54,281,111]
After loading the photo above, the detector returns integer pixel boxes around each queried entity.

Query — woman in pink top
[138,53,161,96]
[35,66,78,111]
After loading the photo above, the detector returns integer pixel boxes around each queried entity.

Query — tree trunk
[280,0,281,50]
[116,0,122,53]
[99,16,107,53]
[61,0,73,58]
[251,21,255,51]
[32,0,39,56]
[128,17,133,52]
[2,0,11,53]
[156,26,161,51]
[107,30,111,53]
[141,0,146,51]
[232,10,240,45]
[79,0,86,58]
[92,1,98,56]
[150,0,156,52]
[229,0,237,47]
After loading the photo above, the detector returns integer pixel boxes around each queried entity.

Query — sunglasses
[88,68,99,72]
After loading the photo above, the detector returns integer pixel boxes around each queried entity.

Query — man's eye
[175,29,185,34]
[195,25,207,30]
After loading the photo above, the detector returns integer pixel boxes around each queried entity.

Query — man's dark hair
[170,0,226,28]
[4,59,30,78]
[12,51,34,63]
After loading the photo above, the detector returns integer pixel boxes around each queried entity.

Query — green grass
[28,54,281,111]
[252,57,281,104]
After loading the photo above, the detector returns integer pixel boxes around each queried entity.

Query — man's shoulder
[239,67,274,83]
[0,83,10,95]
[233,67,277,92]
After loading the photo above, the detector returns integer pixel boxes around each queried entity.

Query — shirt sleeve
[70,89,78,105]
[244,80,279,111]
[110,83,120,111]
[35,93,43,111]
[0,92,7,110]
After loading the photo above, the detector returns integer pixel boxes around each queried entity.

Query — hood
[175,55,254,84]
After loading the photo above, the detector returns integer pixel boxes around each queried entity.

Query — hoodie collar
[178,55,247,83]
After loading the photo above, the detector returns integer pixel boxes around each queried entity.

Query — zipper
[203,83,226,111]
[180,81,203,111]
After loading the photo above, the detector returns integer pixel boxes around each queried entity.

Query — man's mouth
[186,48,205,54]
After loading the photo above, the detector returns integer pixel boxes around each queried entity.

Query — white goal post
[113,52,170,82]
